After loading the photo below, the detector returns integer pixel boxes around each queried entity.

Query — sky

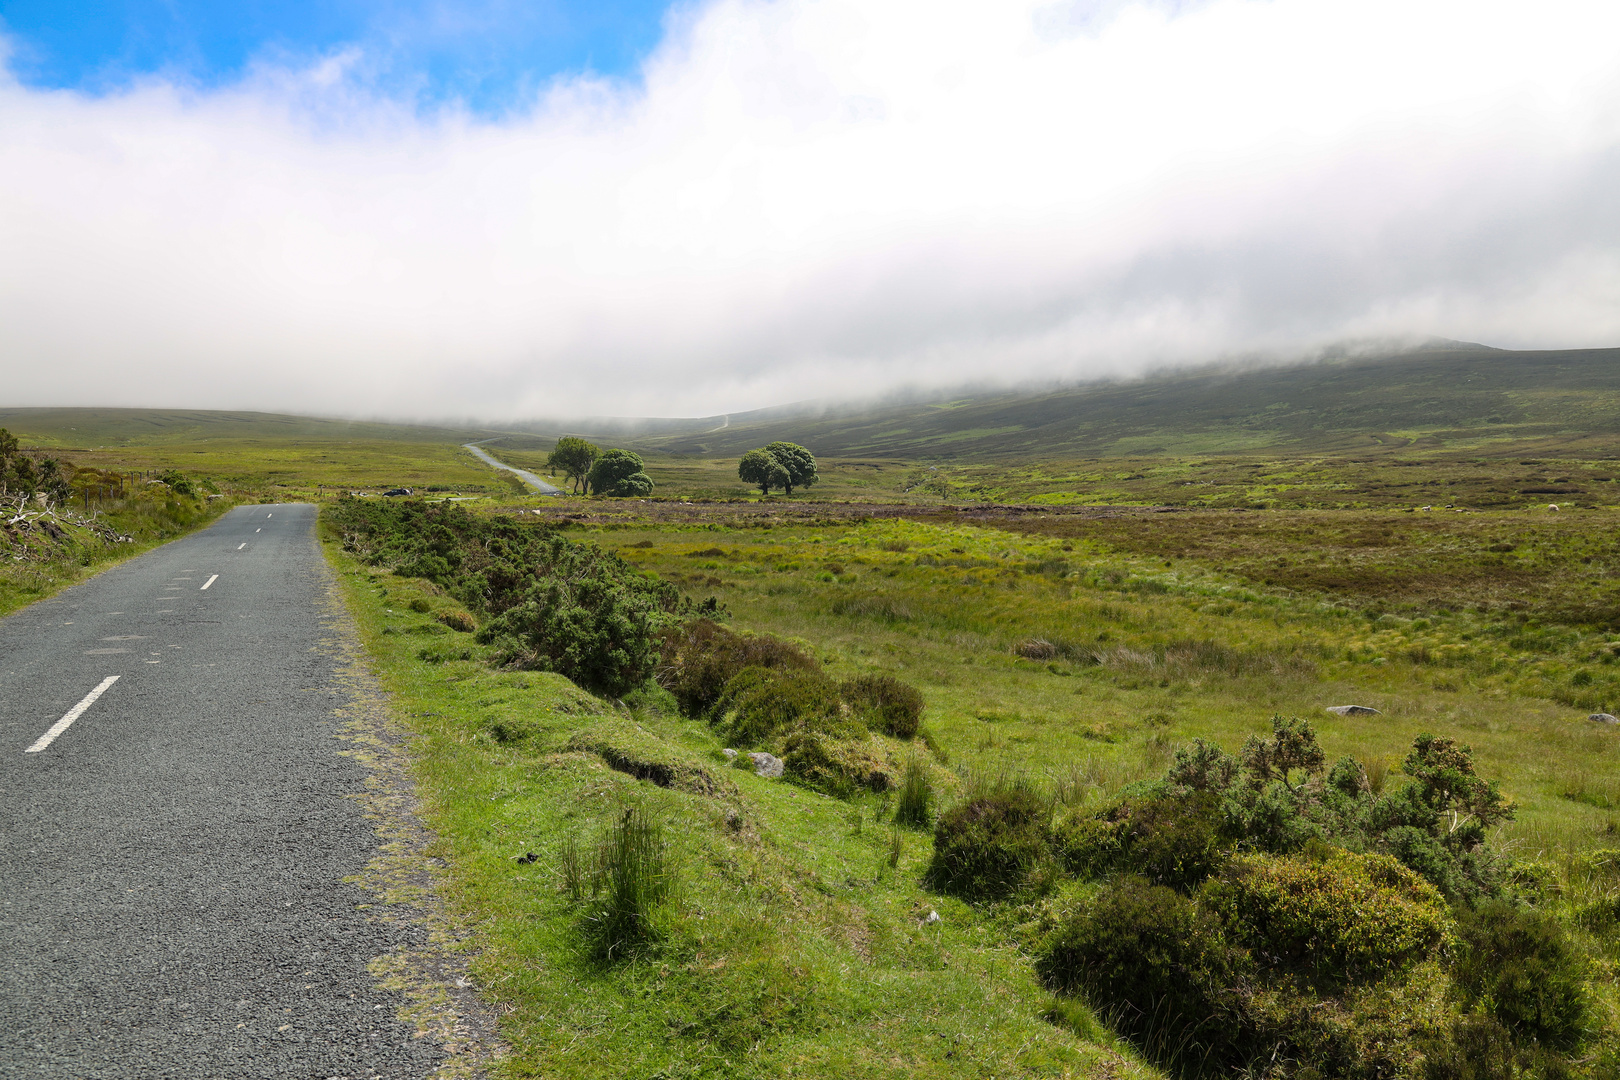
[1,0,1618,422]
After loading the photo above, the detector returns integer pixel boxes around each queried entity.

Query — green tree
[546,436,600,494]
[738,448,788,495]
[587,449,654,497]
[763,442,817,495]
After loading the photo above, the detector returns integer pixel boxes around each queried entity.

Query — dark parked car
[382,488,412,497]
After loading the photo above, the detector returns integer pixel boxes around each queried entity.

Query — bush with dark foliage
[326,498,709,696]
[839,674,924,738]
[927,781,1049,900]
[1452,901,1589,1051]
[656,620,817,718]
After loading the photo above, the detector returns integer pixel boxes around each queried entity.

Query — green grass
[326,538,1146,1078]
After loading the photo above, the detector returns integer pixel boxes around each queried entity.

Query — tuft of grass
[895,754,934,828]
[577,806,675,963]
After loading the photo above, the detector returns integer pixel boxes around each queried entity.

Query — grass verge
[322,528,1148,1078]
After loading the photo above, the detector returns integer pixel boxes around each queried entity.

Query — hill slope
[605,345,1620,460]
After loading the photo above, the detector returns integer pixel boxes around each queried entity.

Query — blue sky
[0,0,673,112]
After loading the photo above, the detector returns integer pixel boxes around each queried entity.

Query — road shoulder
[318,531,508,1078]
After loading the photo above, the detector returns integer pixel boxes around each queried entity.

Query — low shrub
[1036,877,1244,1065]
[781,730,895,797]
[479,571,669,696]
[1053,789,1226,891]
[1416,1016,1518,1080]
[656,619,816,718]
[1575,895,1620,934]
[1451,900,1590,1051]
[839,674,925,738]
[1202,850,1453,982]
[716,667,850,746]
[436,609,476,632]
[927,781,1050,900]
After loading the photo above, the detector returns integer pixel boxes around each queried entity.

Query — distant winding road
[0,505,448,1078]
[462,443,561,495]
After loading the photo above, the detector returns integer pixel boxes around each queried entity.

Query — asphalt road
[0,504,445,1079]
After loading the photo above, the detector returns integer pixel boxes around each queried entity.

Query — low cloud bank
[2,0,1618,421]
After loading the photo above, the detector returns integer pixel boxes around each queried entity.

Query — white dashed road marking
[237,543,246,550]
[201,575,218,590]
[26,676,120,753]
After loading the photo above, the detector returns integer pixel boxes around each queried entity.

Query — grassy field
[323,490,1620,1077]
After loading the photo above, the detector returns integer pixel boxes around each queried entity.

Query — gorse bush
[1202,849,1453,982]
[327,498,711,696]
[1033,716,1589,1079]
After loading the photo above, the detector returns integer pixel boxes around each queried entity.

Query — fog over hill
[6,341,1618,464]
[505,342,1620,460]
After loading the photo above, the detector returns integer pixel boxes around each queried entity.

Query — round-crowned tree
[588,449,654,497]
[738,443,816,496]
[763,442,817,495]
[546,436,600,494]
[738,448,789,495]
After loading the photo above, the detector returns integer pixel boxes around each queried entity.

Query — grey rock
[722,748,738,760]
[1326,705,1382,717]
[747,751,784,778]
[1589,713,1619,725]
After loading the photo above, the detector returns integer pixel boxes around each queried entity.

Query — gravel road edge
[318,541,508,1079]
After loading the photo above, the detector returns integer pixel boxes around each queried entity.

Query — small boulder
[748,751,784,778]
[1326,705,1382,717]
[722,748,739,760]
[1590,713,1619,725]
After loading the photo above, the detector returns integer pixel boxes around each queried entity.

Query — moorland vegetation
[325,483,1620,1078]
[15,342,1620,1077]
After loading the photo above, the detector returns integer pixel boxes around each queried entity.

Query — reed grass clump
[895,755,934,828]
[567,807,676,962]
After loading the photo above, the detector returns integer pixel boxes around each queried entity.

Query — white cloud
[2,0,1619,421]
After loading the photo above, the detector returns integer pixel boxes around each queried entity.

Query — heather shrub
[1451,901,1589,1051]
[1036,877,1245,1065]
[656,619,816,718]
[436,609,476,632]
[927,781,1049,900]
[780,730,896,797]
[1052,789,1226,891]
[839,674,924,738]
[715,667,849,746]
